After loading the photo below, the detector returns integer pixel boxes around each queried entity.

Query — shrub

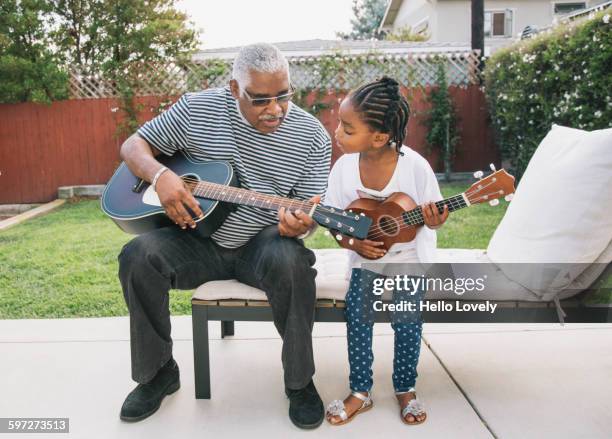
[484,10,611,178]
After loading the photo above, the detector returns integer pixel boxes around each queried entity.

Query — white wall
[390,0,605,48]
[390,0,436,37]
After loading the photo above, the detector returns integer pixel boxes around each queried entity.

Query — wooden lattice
[69,50,481,99]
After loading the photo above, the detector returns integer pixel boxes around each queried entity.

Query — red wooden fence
[0,86,498,204]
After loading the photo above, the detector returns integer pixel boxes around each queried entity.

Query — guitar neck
[184,178,372,240]
[401,193,469,226]
[189,180,313,212]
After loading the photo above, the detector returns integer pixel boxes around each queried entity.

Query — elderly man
[117,43,331,429]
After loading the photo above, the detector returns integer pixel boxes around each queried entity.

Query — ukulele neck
[401,194,468,226]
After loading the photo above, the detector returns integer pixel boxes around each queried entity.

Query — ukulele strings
[365,180,501,240]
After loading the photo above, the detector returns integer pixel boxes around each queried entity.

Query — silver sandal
[326,391,373,426]
[396,387,427,425]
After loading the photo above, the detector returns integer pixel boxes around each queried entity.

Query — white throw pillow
[486,124,612,299]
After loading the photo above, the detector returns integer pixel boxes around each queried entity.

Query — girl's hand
[422,201,449,229]
[347,238,387,259]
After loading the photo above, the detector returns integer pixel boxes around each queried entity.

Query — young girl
[324,77,448,426]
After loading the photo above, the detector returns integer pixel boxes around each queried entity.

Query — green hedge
[484,11,611,178]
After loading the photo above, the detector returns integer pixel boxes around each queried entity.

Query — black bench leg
[192,305,211,399]
[221,320,234,338]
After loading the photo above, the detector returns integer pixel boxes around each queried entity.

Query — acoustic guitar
[101,152,372,239]
[331,165,516,258]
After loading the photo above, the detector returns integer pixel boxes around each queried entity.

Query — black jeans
[118,225,317,389]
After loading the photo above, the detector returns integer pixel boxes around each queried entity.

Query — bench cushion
[193,249,349,302]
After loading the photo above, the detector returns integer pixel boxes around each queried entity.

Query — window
[485,10,513,37]
[413,16,429,35]
[554,2,586,14]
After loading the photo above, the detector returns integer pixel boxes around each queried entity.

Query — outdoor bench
[191,248,607,399]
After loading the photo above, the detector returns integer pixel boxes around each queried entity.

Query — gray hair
[232,43,290,88]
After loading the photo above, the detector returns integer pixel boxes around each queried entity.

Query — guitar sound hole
[378,215,399,236]
[181,174,200,190]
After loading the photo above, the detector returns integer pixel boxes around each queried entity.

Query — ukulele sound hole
[378,215,399,236]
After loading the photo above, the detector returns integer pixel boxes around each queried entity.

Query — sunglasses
[242,87,295,107]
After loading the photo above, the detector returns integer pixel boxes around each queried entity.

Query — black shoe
[285,380,324,429]
[120,358,180,422]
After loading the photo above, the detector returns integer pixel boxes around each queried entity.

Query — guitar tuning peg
[360,212,366,217]
[473,170,484,179]
[489,199,500,206]
[335,234,343,242]
[348,239,354,245]
[504,194,514,202]
[489,163,497,172]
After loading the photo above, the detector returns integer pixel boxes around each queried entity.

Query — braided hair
[349,76,410,155]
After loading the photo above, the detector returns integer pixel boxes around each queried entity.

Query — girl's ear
[372,132,390,148]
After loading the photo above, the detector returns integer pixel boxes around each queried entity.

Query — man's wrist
[151,166,169,191]
[297,224,318,240]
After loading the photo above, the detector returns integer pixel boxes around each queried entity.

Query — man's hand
[277,195,320,238]
[155,170,204,229]
[422,201,449,229]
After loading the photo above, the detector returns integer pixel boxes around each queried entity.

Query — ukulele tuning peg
[473,170,484,179]
[504,194,514,202]
[489,199,500,206]
[348,239,354,245]
[335,234,343,242]
[489,163,497,172]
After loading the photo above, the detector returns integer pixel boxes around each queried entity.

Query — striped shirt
[137,86,332,248]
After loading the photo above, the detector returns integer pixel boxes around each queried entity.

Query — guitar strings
[182,175,496,240]
[180,176,340,217]
[176,175,503,241]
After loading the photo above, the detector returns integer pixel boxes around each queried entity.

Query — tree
[48,0,105,73]
[337,0,388,40]
[49,0,200,76]
[0,0,198,104]
[0,0,68,103]
[47,0,200,131]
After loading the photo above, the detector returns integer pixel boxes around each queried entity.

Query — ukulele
[101,151,372,239]
[330,165,516,259]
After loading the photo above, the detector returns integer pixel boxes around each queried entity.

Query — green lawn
[0,183,510,319]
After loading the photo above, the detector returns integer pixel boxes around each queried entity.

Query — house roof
[379,0,405,31]
[193,39,472,61]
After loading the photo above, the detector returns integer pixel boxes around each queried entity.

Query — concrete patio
[1,317,611,439]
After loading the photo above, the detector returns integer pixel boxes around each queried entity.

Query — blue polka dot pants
[345,268,423,393]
